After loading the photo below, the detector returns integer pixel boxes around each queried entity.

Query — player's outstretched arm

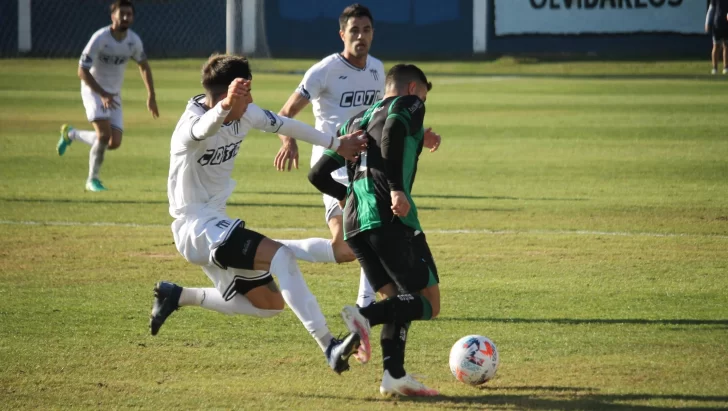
[274,92,310,171]
[137,60,159,118]
[308,151,347,201]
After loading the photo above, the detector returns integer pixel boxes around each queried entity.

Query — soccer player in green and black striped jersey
[309,64,441,397]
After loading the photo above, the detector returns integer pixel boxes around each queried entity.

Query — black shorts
[346,222,439,293]
[212,223,274,296]
[713,27,728,43]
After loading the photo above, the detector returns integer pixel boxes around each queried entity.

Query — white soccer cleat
[723,68,728,75]
[340,305,371,364]
[711,68,718,75]
[379,371,439,397]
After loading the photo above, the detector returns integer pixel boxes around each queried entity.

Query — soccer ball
[449,335,499,385]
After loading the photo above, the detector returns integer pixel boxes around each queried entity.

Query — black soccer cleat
[325,333,361,374]
[149,281,182,336]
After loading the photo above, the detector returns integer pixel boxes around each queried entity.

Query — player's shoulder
[127,29,143,43]
[368,55,385,70]
[185,94,207,115]
[307,53,340,73]
[90,26,112,40]
[389,95,424,114]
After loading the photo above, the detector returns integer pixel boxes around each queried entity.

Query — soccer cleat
[379,371,439,397]
[341,305,371,364]
[325,333,361,374]
[57,124,73,156]
[723,68,728,75]
[85,178,107,192]
[150,281,182,336]
[711,68,718,75]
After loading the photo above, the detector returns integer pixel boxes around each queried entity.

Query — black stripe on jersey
[336,53,368,72]
[191,94,206,110]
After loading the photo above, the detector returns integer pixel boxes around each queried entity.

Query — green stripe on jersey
[351,177,381,237]
[323,149,345,167]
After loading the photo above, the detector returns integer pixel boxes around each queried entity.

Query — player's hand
[390,190,410,217]
[147,95,159,119]
[221,78,251,111]
[274,136,299,171]
[336,130,367,161]
[101,92,119,110]
[423,127,441,153]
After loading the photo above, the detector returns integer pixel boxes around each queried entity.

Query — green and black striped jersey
[309,94,426,240]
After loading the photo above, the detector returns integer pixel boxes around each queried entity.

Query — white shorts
[171,214,271,300]
[323,168,349,223]
[81,86,123,131]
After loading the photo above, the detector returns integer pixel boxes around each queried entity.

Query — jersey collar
[336,53,368,72]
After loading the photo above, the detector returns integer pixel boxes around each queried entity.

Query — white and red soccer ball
[449,335,499,385]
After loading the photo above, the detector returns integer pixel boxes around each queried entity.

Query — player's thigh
[327,214,356,263]
[108,127,123,149]
[346,234,392,293]
[236,275,284,311]
[210,222,271,271]
[368,224,436,295]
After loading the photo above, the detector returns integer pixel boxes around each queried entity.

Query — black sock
[381,322,409,379]
[359,294,432,327]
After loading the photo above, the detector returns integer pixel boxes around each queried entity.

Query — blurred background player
[56,0,159,191]
[150,54,371,374]
[272,4,441,309]
[309,64,440,396]
[706,0,728,74]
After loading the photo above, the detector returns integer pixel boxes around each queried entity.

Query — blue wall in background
[0,0,18,56]
[0,0,709,59]
[265,0,472,58]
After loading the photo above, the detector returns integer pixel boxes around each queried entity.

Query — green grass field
[1,58,727,410]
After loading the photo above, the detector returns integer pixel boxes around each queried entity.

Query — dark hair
[385,64,432,92]
[201,54,252,98]
[339,3,373,30]
[110,0,134,15]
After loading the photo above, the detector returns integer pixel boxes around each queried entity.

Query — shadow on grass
[248,191,589,202]
[296,386,728,410]
[437,317,728,327]
[0,197,520,212]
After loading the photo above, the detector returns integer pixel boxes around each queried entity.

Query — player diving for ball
[149,54,372,374]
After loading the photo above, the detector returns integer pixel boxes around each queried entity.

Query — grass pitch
[0,58,727,410]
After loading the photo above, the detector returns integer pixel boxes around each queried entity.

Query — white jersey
[79,26,146,94]
[168,95,287,219]
[296,53,385,168]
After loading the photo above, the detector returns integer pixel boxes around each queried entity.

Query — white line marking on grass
[1,220,726,239]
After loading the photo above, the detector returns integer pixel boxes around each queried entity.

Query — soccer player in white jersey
[56,0,159,192]
[273,4,442,309]
[149,54,372,374]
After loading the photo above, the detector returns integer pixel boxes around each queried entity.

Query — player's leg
[712,39,721,74]
[347,226,440,396]
[58,89,105,155]
[213,225,364,373]
[327,205,376,307]
[150,279,283,335]
[722,38,728,74]
[86,120,113,191]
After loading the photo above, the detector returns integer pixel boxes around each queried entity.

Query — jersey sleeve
[309,150,347,201]
[295,63,326,101]
[381,95,426,191]
[79,30,103,69]
[243,103,285,133]
[131,33,147,63]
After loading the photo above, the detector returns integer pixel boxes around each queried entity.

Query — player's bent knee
[108,140,122,150]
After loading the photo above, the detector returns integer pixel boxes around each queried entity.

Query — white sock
[179,287,281,318]
[274,238,335,263]
[70,129,97,146]
[270,246,333,351]
[356,267,376,308]
[89,138,107,181]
